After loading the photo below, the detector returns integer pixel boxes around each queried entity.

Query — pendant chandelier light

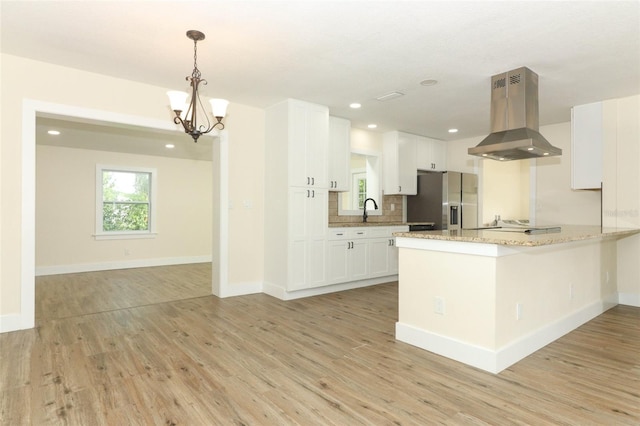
[167,30,229,142]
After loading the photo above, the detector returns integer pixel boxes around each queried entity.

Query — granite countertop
[393,225,640,247]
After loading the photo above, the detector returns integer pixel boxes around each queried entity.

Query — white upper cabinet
[328,116,350,191]
[416,136,447,171]
[383,131,417,195]
[287,100,329,188]
[571,102,603,190]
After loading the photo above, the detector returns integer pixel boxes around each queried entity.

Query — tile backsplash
[328,192,404,224]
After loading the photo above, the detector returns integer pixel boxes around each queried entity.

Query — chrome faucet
[362,198,378,223]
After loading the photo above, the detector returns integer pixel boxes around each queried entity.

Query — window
[96,165,157,239]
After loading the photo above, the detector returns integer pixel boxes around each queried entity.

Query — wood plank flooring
[1,264,639,425]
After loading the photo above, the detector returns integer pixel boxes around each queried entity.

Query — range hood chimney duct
[468,67,562,161]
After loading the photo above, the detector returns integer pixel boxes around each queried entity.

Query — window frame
[95,164,158,240]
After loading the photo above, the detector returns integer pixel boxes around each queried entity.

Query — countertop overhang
[393,225,640,247]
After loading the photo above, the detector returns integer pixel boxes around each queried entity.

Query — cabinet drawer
[328,228,349,240]
[348,229,368,239]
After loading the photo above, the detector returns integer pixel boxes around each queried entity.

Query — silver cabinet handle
[399,185,402,192]
[312,177,315,185]
[306,190,310,198]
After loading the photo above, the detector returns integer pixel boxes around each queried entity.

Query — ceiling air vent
[376,91,405,101]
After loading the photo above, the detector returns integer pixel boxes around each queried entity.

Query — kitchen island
[393,225,640,373]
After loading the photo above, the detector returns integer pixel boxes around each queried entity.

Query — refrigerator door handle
[450,205,459,225]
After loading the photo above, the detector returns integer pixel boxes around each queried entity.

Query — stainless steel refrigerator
[407,172,478,230]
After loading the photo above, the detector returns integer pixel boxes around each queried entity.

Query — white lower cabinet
[368,226,404,277]
[369,238,392,277]
[327,226,407,285]
[327,228,369,284]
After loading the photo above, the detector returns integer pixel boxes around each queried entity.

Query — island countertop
[393,225,640,247]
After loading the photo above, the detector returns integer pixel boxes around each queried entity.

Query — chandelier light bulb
[210,99,229,119]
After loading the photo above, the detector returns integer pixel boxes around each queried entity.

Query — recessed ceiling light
[47,130,60,135]
[349,103,361,109]
[420,79,438,86]
[367,124,377,129]
[165,144,175,149]
[448,128,458,133]
[543,152,550,156]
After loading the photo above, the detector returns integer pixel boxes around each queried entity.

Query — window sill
[94,232,157,241]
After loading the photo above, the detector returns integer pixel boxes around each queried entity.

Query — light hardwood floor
[1,264,639,425]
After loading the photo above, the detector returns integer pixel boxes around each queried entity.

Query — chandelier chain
[192,38,201,79]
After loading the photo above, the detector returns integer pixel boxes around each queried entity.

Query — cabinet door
[369,237,391,277]
[306,237,327,289]
[383,131,417,195]
[307,188,328,239]
[288,100,329,188]
[288,188,328,291]
[388,238,399,274]
[328,116,350,191]
[289,101,309,187]
[416,136,431,170]
[349,239,369,281]
[398,133,417,194]
[430,139,447,171]
[571,102,603,190]
[306,103,329,188]
[327,240,349,284]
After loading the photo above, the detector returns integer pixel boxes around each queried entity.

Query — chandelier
[167,30,229,142]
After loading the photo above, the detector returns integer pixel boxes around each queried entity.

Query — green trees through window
[102,170,151,231]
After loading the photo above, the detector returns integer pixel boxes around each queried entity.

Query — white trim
[618,292,640,307]
[0,314,22,334]
[396,322,498,372]
[263,275,397,301]
[218,281,263,298]
[35,256,212,276]
[21,100,37,330]
[212,129,230,297]
[395,297,614,374]
[94,232,158,241]
[16,99,222,333]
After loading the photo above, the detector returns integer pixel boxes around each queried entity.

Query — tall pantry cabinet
[265,99,329,292]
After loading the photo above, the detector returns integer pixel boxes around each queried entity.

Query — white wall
[36,145,213,273]
[534,122,601,226]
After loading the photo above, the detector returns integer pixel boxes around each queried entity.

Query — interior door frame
[18,99,228,330]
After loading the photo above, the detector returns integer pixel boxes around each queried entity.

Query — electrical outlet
[516,303,523,320]
[434,297,445,315]
[606,271,610,283]
[124,248,130,256]
[391,203,395,211]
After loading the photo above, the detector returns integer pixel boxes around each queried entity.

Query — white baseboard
[35,256,212,276]
[618,292,640,307]
[263,276,398,301]
[0,314,22,333]
[219,281,263,298]
[396,297,612,374]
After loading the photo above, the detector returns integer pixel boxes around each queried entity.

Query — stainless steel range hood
[468,67,562,161]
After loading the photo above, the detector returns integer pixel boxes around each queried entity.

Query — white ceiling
[2,0,639,155]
